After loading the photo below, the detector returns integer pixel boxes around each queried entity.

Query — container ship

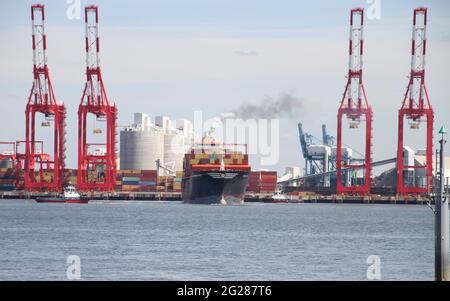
[182,143,251,205]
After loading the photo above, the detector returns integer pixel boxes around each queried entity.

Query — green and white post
[435,126,449,281]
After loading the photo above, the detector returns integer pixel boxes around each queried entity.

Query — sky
[0,0,449,173]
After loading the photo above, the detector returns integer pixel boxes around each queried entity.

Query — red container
[247,171,277,193]
[142,170,157,175]
[137,186,157,192]
[0,179,15,184]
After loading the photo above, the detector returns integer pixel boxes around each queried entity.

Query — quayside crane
[25,4,66,192]
[336,8,373,195]
[78,5,118,192]
[396,7,434,196]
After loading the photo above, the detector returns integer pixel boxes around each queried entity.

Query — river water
[0,200,436,280]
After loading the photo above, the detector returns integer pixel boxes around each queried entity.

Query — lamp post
[435,126,449,281]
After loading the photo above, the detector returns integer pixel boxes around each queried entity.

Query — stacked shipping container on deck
[117,170,158,192]
[156,172,184,192]
[174,171,183,192]
[247,171,278,194]
[65,169,183,193]
[185,151,249,170]
[157,175,172,192]
[65,169,181,193]
[0,168,16,191]
[2,167,278,195]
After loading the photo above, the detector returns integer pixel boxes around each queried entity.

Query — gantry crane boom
[336,8,373,195]
[78,5,117,192]
[396,7,434,196]
[25,4,66,192]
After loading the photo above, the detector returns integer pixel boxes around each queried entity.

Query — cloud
[235,50,259,56]
[441,34,450,42]
[0,25,349,85]
[0,92,19,103]
[7,22,449,87]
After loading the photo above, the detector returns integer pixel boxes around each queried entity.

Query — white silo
[175,119,193,137]
[175,119,195,152]
[134,113,150,130]
[164,131,186,172]
[155,116,171,133]
[120,126,164,170]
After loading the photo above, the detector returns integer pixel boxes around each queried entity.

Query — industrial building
[120,113,195,172]
[278,167,302,183]
[372,150,450,192]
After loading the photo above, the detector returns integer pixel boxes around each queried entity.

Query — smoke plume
[225,92,304,120]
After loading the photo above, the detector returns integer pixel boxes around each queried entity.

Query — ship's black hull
[182,171,249,205]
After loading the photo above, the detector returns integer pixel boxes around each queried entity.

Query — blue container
[0,184,15,191]
[123,177,140,182]
[123,180,140,185]
[139,181,156,186]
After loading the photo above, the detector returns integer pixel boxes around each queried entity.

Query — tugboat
[265,190,289,204]
[35,186,89,204]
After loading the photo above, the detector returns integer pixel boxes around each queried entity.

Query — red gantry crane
[336,8,373,195]
[25,4,66,192]
[78,5,117,192]
[397,8,434,196]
